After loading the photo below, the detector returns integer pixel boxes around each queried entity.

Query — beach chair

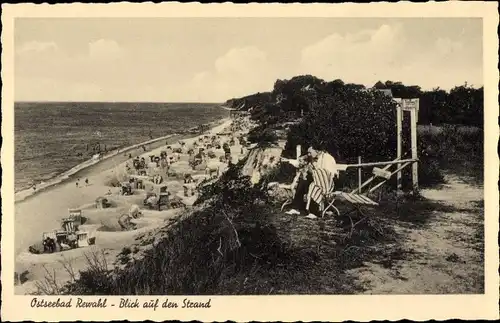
[143,192,158,209]
[56,230,77,249]
[205,164,220,179]
[183,182,197,197]
[158,192,184,210]
[43,231,57,241]
[153,174,164,184]
[134,179,144,190]
[301,167,378,234]
[68,208,83,226]
[96,196,112,208]
[118,213,136,231]
[61,217,77,233]
[184,173,195,184]
[76,232,90,247]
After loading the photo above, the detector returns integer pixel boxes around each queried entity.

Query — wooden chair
[321,156,409,219]
[305,168,339,217]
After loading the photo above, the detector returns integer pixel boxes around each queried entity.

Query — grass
[32,248,111,295]
[418,124,481,136]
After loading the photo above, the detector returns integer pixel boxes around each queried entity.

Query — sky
[14,18,483,102]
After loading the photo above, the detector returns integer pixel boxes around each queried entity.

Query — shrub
[247,126,279,148]
[417,124,483,184]
[417,158,445,187]
[259,161,297,185]
[285,88,402,164]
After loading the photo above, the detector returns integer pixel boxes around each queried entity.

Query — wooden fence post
[358,156,362,193]
[396,103,403,193]
[410,101,419,192]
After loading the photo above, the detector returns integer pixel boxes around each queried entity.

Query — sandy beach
[14,117,250,294]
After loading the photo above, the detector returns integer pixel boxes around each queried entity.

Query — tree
[420,88,449,124]
[232,75,483,128]
[448,84,483,127]
[272,75,325,117]
[373,81,387,89]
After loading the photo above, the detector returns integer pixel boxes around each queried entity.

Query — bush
[417,124,483,184]
[259,161,297,185]
[285,88,402,164]
[247,126,279,148]
[195,159,267,207]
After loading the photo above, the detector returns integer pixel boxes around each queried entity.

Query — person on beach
[85,178,89,186]
[223,142,231,161]
[76,179,80,188]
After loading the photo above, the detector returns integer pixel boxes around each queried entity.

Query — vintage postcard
[1,2,499,322]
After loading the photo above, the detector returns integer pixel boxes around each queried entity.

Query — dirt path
[348,175,484,294]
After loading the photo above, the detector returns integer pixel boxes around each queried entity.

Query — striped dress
[306,168,336,211]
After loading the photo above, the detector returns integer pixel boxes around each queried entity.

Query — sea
[14,102,229,192]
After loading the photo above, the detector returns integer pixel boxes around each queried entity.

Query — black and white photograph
[2,2,499,322]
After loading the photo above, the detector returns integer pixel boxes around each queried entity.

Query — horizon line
[13,80,484,105]
[14,100,225,104]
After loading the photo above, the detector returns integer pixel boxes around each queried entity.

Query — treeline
[226,75,484,128]
[373,80,483,127]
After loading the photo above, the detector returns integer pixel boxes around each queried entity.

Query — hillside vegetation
[227,76,483,128]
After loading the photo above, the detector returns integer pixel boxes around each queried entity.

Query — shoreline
[14,117,232,258]
[15,118,229,204]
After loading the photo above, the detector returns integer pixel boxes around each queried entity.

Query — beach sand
[14,117,252,294]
